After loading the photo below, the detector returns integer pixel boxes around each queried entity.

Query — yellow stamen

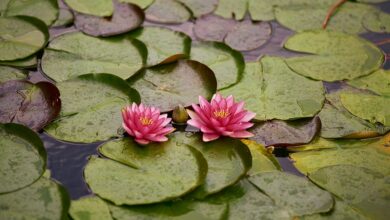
[139,116,153,126]
[213,109,230,119]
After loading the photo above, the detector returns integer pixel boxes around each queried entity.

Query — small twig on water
[375,39,390,46]
[322,0,348,29]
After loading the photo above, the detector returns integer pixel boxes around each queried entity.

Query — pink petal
[191,105,210,123]
[226,122,254,131]
[200,126,215,133]
[135,138,150,145]
[241,111,256,122]
[187,109,207,126]
[122,123,135,136]
[226,95,234,108]
[187,119,204,129]
[203,133,220,142]
[229,131,254,138]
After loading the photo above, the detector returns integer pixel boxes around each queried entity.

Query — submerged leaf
[178,0,218,17]
[193,14,237,42]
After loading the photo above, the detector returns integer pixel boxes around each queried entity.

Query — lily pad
[0,55,37,68]
[119,0,154,9]
[284,30,384,81]
[53,8,74,27]
[0,66,27,83]
[69,196,112,220]
[309,165,390,220]
[214,0,247,20]
[302,199,367,220]
[0,80,61,131]
[129,27,191,66]
[224,21,271,51]
[0,16,49,61]
[363,10,390,33]
[0,0,59,26]
[85,137,208,205]
[193,14,238,42]
[127,60,216,112]
[221,57,325,121]
[45,73,140,143]
[249,117,320,147]
[172,132,252,198]
[74,0,144,37]
[178,0,218,17]
[0,123,46,194]
[145,0,191,24]
[249,171,334,216]
[0,176,70,220]
[347,69,390,97]
[340,93,390,126]
[190,42,244,90]
[41,32,144,82]
[64,0,113,17]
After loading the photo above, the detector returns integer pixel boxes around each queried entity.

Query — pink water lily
[187,94,256,142]
[122,103,175,145]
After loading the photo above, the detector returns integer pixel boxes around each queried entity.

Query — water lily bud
[172,105,189,124]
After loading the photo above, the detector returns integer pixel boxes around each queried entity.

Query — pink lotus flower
[122,103,175,145]
[187,94,256,142]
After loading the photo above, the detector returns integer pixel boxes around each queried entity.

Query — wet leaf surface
[0,80,61,131]
[145,0,191,24]
[69,196,113,220]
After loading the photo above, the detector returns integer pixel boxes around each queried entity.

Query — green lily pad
[145,0,191,24]
[221,57,324,121]
[347,69,390,97]
[214,0,247,20]
[74,1,144,37]
[0,176,70,219]
[53,8,74,27]
[193,14,238,42]
[0,123,46,194]
[0,16,49,61]
[109,199,227,220]
[64,0,113,16]
[0,66,27,83]
[363,10,390,33]
[241,139,281,175]
[284,30,384,81]
[129,27,191,66]
[0,55,37,68]
[178,0,218,17]
[340,93,390,126]
[190,42,244,90]
[302,199,367,220]
[249,171,334,216]
[41,32,144,82]
[0,0,59,26]
[171,132,252,198]
[85,137,208,205]
[69,196,112,220]
[127,60,216,112]
[309,165,390,220]
[45,73,140,143]
[250,117,320,147]
[119,0,154,9]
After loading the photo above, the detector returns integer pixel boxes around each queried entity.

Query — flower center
[213,109,230,119]
[139,116,153,126]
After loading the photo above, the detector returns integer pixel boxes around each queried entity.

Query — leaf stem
[375,38,390,46]
[322,0,348,29]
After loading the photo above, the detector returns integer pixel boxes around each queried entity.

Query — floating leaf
[250,117,320,147]
[0,66,27,83]
[363,10,390,33]
[214,0,247,20]
[0,80,61,131]
[302,199,367,220]
[41,32,144,82]
[193,14,237,42]
[129,27,191,66]
[0,176,70,219]
[249,171,333,216]
[74,1,144,37]
[69,196,112,220]
[221,57,324,121]
[0,55,37,68]
[190,42,244,90]
[0,0,59,26]
[45,73,140,143]
[309,165,390,220]
[285,30,384,81]
[85,137,208,205]
[178,0,218,17]
[172,132,252,198]
[128,60,216,112]
[53,8,74,27]
[0,123,46,194]
[347,69,390,97]
[0,16,49,61]
[119,0,154,9]
[340,93,390,126]
[145,0,191,24]
[64,0,113,16]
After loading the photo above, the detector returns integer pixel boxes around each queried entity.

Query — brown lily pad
[0,80,61,131]
[250,117,320,147]
[193,14,237,42]
[74,0,144,37]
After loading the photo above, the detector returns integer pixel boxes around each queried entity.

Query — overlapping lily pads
[69,196,112,220]
[41,32,145,82]
[193,14,237,42]
[0,123,46,193]
[0,66,26,83]
[127,60,216,112]
[45,73,140,143]
[120,0,154,9]
[178,0,218,18]
[347,69,390,97]
[214,0,247,20]
[145,0,191,24]
[363,10,390,33]
[0,55,37,68]
[0,16,49,61]
[221,57,325,121]
[0,80,61,131]
[285,30,384,81]
[85,137,207,205]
